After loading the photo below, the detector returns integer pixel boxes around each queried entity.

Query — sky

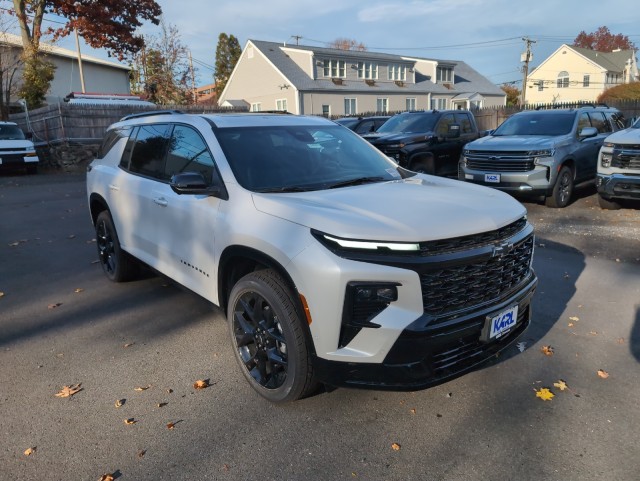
[2,0,639,88]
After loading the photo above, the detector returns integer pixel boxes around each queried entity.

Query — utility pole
[291,35,303,46]
[188,49,197,104]
[74,29,86,93]
[520,37,536,106]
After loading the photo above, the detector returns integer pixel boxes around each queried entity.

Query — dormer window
[388,64,406,81]
[323,59,346,78]
[357,62,378,80]
[436,66,453,83]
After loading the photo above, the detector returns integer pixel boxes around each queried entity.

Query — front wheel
[227,269,316,403]
[545,166,574,208]
[598,194,621,210]
[410,157,434,175]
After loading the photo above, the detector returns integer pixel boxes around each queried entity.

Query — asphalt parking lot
[1,172,639,481]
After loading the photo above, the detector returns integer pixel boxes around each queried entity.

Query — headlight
[601,153,612,168]
[603,142,615,148]
[386,143,405,149]
[312,230,420,253]
[25,152,38,157]
[531,149,555,165]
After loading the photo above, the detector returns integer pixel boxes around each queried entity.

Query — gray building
[0,32,131,106]
[220,40,506,116]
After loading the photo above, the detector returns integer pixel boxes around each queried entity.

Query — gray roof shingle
[568,45,635,72]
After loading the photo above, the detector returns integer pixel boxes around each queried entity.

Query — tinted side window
[355,120,375,134]
[435,114,455,137]
[129,124,172,179]
[588,112,610,133]
[164,125,215,183]
[606,112,625,131]
[98,127,130,159]
[455,113,473,133]
[577,112,591,133]
[119,126,139,169]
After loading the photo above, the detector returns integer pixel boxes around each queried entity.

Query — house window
[388,64,407,81]
[251,103,261,112]
[406,98,416,111]
[344,98,357,115]
[557,71,569,88]
[376,98,388,113]
[322,105,331,117]
[583,75,590,87]
[276,99,287,111]
[430,98,447,109]
[436,66,453,83]
[358,62,378,80]
[323,59,346,78]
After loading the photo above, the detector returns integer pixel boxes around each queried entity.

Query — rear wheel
[598,194,621,210]
[545,166,573,208]
[95,211,139,282]
[227,269,316,403]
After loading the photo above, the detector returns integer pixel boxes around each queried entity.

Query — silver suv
[597,117,640,209]
[459,106,624,207]
[87,111,537,402]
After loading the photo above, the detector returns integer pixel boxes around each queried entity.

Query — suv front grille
[420,217,527,256]
[612,147,640,170]
[465,151,534,172]
[420,235,534,316]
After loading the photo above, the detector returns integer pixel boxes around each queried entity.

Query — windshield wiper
[256,185,316,193]
[325,176,386,189]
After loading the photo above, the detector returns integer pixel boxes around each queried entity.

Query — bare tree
[0,15,23,119]
[328,38,367,51]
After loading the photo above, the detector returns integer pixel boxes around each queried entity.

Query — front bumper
[460,164,552,196]
[314,274,537,390]
[0,153,39,166]
[596,173,640,200]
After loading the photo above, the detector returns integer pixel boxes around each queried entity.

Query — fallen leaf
[409,408,416,414]
[115,399,125,408]
[223,464,230,471]
[157,402,168,408]
[352,473,357,477]
[124,418,137,425]
[569,316,579,321]
[99,474,114,481]
[516,341,526,352]
[8,241,19,247]
[568,323,574,327]
[541,345,554,356]
[589,331,598,336]
[166,389,173,394]
[563,273,570,279]
[167,422,175,430]
[123,342,135,348]
[391,443,401,451]
[24,447,36,456]
[553,380,568,391]
[0,292,4,298]
[74,288,84,293]
[68,234,76,239]
[597,369,609,379]
[535,388,555,401]
[134,385,151,391]
[48,302,62,309]
[137,449,146,458]
[55,384,82,398]
[193,379,210,389]
[617,338,625,344]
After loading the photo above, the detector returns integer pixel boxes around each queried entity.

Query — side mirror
[578,126,598,139]
[170,172,228,199]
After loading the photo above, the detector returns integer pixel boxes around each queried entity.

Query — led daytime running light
[324,234,420,251]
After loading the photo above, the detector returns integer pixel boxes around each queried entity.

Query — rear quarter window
[98,127,131,159]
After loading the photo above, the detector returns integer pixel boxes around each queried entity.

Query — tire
[545,166,574,208]
[598,194,621,210]
[95,210,138,282]
[26,164,37,175]
[410,157,434,175]
[227,269,316,403]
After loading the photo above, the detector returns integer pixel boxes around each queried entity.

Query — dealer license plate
[485,173,500,183]
[485,305,518,340]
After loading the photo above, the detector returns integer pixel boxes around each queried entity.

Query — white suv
[0,121,39,174]
[87,111,538,402]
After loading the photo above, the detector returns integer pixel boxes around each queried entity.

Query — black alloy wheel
[545,166,574,208]
[95,211,137,282]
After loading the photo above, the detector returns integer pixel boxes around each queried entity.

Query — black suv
[362,110,480,176]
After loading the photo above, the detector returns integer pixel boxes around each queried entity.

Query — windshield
[335,118,359,129]
[493,112,575,136]
[216,124,412,192]
[632,117,640,129]
[0,124,26,140]
[376,114,437,134]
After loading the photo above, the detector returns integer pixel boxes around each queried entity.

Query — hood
[362,132,432,145]
[251,176,526,242]
[0,139,36,150]
[605,127,640,144]
[467,135,560,151]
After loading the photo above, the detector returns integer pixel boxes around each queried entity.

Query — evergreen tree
[214,33,241,99]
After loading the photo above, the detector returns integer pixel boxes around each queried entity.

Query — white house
[220,40,506,116]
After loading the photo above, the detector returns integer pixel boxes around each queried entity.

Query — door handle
[154,197,168,207]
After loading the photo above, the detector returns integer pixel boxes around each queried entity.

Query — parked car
[335,116,390,134]
[87,111,537,402]
[0,121,39,174]
[596,116,640,209]
[361,110,481,176]
[459,105,625,208]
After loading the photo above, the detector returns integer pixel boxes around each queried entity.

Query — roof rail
[120,110,185,121]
